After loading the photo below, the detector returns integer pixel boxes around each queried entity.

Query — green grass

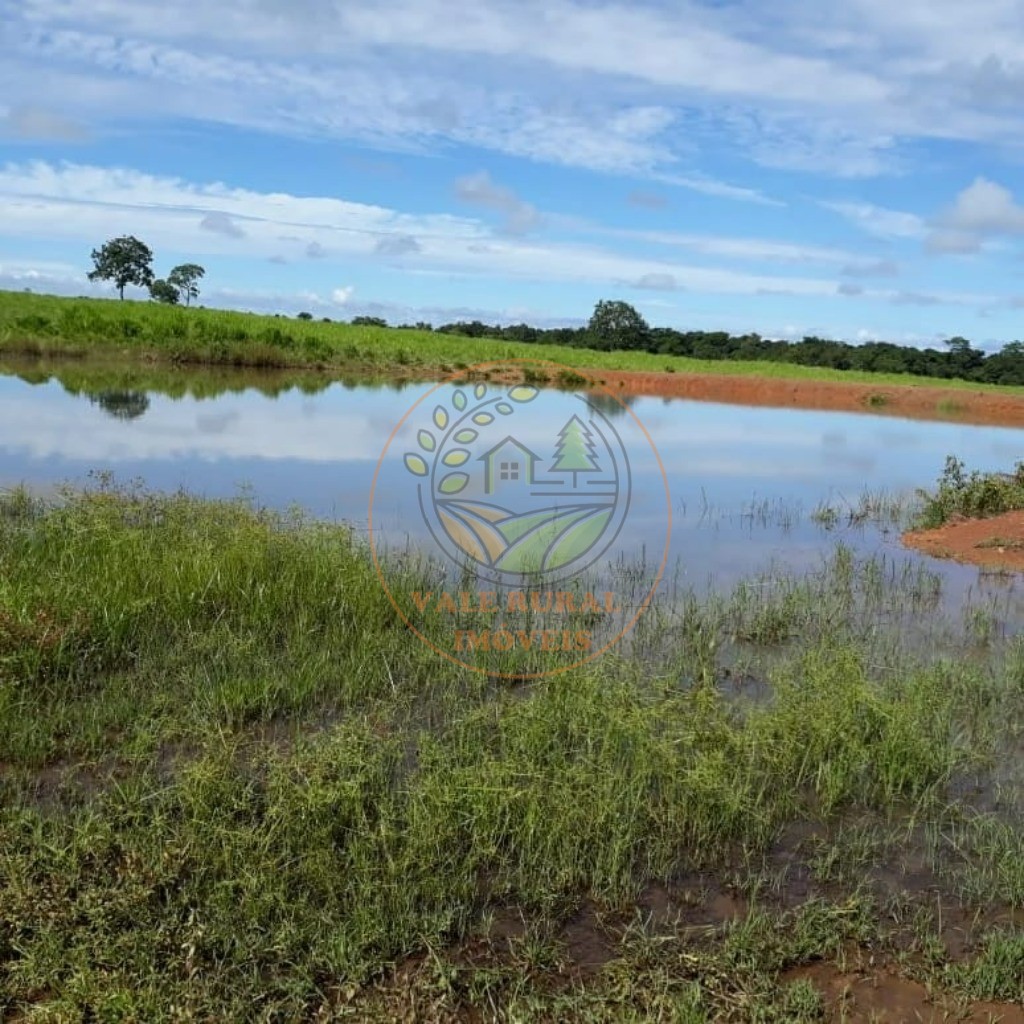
[0,479,1022,1018]
[915,455,1024,528]
[5,289,1024,393]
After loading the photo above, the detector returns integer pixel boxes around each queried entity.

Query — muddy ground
[903,510,1024,572]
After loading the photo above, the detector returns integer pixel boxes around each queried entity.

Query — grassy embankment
[4,289,1024,395]
[915,456,1024,528]
[0,474,1022,1019]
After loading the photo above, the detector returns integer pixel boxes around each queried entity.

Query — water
[1,364,1023,608]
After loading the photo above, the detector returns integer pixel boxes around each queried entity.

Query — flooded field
[2,363,1022,595]
[2,360,1023,1020]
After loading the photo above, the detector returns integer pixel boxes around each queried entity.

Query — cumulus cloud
[942,178,1024,233]
[454,171,541,235]
[305,241,327,258]
[0,160,999,312]
[926,177,1024,253]
[331,286,354,305]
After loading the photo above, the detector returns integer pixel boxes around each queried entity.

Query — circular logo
[369,360,671,678]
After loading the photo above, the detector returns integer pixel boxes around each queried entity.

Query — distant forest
[354,299,1024,386]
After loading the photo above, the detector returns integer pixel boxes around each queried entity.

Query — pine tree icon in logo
[550,415,602,488]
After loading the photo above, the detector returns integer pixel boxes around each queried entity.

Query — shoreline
[902,509,1024,572]
[594,367,1024,428]
[9,348,1024,430]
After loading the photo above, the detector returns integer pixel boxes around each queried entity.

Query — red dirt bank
[903,511,1024,572]
[594,368,1024,428]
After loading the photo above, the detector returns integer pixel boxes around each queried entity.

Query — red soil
[593,368,1024,428]
[902,511,1024,572]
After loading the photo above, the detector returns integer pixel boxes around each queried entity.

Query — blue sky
[3,0,1024,346]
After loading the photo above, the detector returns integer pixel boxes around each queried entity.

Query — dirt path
[903,511,1024,572]
[593,368,1024,428]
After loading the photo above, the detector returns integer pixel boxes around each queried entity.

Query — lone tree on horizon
[168,263,205,306]
[588,299,650,351]
[550,415,601,487]
[87,236,155,299]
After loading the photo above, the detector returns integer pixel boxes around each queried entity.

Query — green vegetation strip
[915,456,1024,528]
[0,479,1022,1018]
[4,290,1024,393]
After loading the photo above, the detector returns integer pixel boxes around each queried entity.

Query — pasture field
[4,289,1024,394]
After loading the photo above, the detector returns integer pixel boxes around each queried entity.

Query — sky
[3,0,1024,347]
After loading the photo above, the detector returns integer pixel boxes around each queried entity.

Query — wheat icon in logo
[403,380,630,584]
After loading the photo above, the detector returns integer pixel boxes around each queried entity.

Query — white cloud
[945,178,1024,231]
[925,177,1024,253]
[13,0,1024,190]
[820,200,926,239]
[5,160,1012,322]
[0,161,838,297]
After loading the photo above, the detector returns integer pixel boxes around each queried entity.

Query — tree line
[412,300,1024,387]
[88,236,205,307]
[80,241,1024,386]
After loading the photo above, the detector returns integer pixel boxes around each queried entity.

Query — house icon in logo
[478,436,541,495]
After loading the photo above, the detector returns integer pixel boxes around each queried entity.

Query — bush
[916,456,1024,528]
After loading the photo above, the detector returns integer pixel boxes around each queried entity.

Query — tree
[943,336,983,378]
[550,415,601,486]
[587,299,650,351]
[167,263,205,306]
[297,311,313,320]
[87,236,155,299]
[149,279,179,304]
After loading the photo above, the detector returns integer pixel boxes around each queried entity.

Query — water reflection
[585,390,637,419]
[1,358,1023,618]
[88,390,150,421]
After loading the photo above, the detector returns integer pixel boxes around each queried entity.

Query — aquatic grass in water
[0,482,1021,1018]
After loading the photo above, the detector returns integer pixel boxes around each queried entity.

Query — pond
[1,363,1022,617]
